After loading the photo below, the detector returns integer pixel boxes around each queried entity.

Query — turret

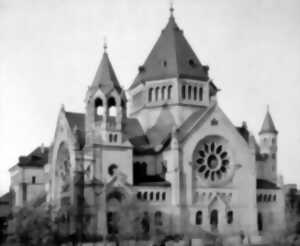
[259,107,278,156]
[85,43,126,146]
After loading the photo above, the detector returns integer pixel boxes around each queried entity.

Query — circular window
[195,141,230,182]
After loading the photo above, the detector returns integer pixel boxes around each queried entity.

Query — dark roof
[17,146,49,168]
[129,14,209,90]
[257,179,279,190]
[0,192,10,204]
[92,51,122,94]
[259,110,278,135]
[65,111,85,149]
[236,124,250,143]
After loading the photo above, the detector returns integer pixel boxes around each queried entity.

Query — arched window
[182,85,186,100]
[95,98,104,119]
[109,134,113,142]
[188,86,192,99]
[227,211,233,224]
[167,85,172,99]
[258,213,263,231]
[143,192,148,200]
[148,88,153,102]
[273,194,276,201]
[162,192,166,201]
[257,194,262,202]
[210,210,218,227]
[137,192,142,200]
[154,211,163,226]
[108,97,117,117]
[114,134,117,142]
[155,87,159,101]
[199,87,203,101]
[149,192,154,200]
[268,194,272,202]
[193,86,197,100]
[156,192,160,201]
[162,86,166,100]
[195,211,202,225]
[263,194,268,202]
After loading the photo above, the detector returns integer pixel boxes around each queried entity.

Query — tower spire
[169,0,174,17]
[259,106,278,135]
[103,36,107,53]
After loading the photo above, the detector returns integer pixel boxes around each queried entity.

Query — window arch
[95,98,104,118]
[154,211,163,226]
[109,134,113,142]
[167,85,172,99]
[210,210,218,226]
[227,211,233,224]
[188,86,192,99]
[137,192,142,200]
[108,97,117,117]
[257,194,262,202]
[155,87,160,101]
[149,192,154,200]
[182,85,186,100]
[114,134,117,142]
[162,192,166,201]
[148,88,153,102]
[193,86,197,100]
[156,192,160,201]
[143,192,148,200]
[195,211,202,225]
[263,194,268,202]
[199,87,203,101]
[162,86,166,100]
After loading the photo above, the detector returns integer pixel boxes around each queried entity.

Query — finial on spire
[169,0,174,16]
[103,36,107,53]
[267,104,270,112]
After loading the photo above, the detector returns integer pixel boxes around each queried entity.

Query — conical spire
[259,107,278,135]
[129,9,209,90]
[92,45,122,94]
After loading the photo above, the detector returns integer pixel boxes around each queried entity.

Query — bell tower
[85,43,126,146]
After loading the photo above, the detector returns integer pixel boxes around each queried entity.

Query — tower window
[149,192,154,200]
[162,86,166,100]
[143,192,148,200]
[95,98,104,117]
[188,86,192,99]
[227,211,233,224]
[148,88,153,102]
[167,85,172,100]
[193,86,197,100]
[162,192,166,200]
[182,85,186,100]
[199,87,203,101]
[108,97,117,117]
[32,176,36,184]
[195,211,202,225]
[155,87,159,101]
[156,192,160,201]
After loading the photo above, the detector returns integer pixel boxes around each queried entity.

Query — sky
[1,0,300,196]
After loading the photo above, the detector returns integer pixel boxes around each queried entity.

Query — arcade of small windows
[136,191,167,202]
[181,84,203,101]
[257,194,277,203]
[148,85,173,103]
[94,96,118,119]
[195,210,233,226]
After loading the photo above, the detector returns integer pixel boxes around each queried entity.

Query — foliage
[6,205,61,246]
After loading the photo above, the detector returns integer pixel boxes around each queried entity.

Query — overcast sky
[1,0,300,195]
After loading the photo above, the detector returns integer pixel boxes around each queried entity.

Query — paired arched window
[195,211,202,225]
[95,98,104,118]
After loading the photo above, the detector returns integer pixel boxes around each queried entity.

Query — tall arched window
[195,211,202,225]
[95,98,104,119]
[155,87,160,101]
[148,88,153,102]
[193,86,197,100]
[227,211,233,224]
[156,192,160,201]
[162,86,166,100]
[137,192,142,200]
[210,210,218,227]
[182,85,186,100]
[258,213,263,231]
[162,192,166,200]
[149,192,154,200]
[143,192,148,200]
[188,86,192,99]
[167,85,172,99]
[108,97,117,117]
[154,211,163,226]
[199,87,203,101]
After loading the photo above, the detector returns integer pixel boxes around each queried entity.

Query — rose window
[195,142,230,182]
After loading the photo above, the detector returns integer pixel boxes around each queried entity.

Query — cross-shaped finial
[169,0,174,16]
[103,36,107,52]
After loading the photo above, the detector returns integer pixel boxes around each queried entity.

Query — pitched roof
[129,14,209,89]
[259,109,278,135]
[64,111,85,149]
[0,192,10,204]
[92,51,122,94]
[257,179,279,190]
[17,146,49,168]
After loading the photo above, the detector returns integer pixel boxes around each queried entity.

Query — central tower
[127,9,218,131]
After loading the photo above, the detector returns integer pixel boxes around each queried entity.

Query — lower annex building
[9,8,286,242]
